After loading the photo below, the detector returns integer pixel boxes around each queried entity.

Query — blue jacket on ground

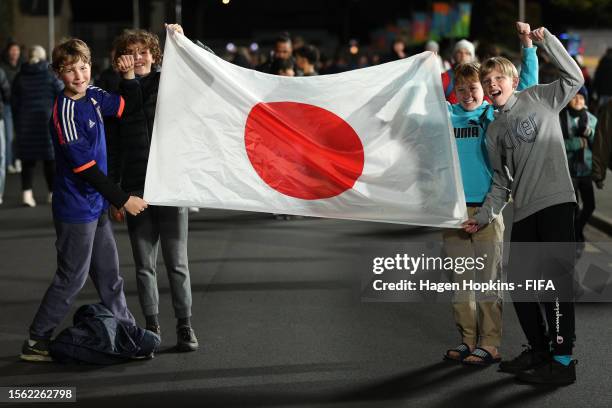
[49,303,160,364]
[449,46,539,204]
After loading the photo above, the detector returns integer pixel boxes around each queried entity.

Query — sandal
[463,347,501,366]
[444,343,472,362]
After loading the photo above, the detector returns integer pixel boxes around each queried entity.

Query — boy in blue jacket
[443,22,538,366]
[20,39,150,362]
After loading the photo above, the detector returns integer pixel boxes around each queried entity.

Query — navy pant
[29,213,135,340]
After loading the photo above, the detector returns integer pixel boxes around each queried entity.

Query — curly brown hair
[113,29,162,67]
[51,38,91,73]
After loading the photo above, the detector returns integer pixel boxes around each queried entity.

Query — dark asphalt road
[1,170,612,408]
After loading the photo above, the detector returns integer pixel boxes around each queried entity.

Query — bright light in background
[250,42,259,52]
[222,0,230,4]
[226,42,236,52]
[349,39,359,55]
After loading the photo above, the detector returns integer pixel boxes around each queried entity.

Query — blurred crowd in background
[1,25,612,226]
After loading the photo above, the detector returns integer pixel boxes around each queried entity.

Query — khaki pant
[443,207,505,347]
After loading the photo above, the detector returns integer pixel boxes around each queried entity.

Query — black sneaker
[499,346,549,374]
[176,326,199,352]
[517,359,577,385]
[20,339,53,362]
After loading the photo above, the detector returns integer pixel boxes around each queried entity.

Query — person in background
[291,35,305,51]
[573,54,592,100]
[257,32,293,74]
[0,65,8,204]
[425,40,449,72]
[1,41,23,174]
[382,38,407,63]
[593,47,612,108]
[232,47,254,69]
[441,39,476,103]
[356,54,370,69]
[270,57,295,77]
[592,99,612,188]
[320,50,348,75]
[561,86,598,255]
[294,45,319,76]
[11,45,62,207]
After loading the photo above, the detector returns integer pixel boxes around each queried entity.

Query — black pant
[510,202,576,355]
[572,176,595,242]
[21,159,55,192]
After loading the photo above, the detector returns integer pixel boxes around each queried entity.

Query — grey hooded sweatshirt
[474,29,583,227]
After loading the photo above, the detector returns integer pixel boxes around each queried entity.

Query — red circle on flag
[245,102,364,200]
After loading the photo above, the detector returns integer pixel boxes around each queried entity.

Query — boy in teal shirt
[443,22,538,365]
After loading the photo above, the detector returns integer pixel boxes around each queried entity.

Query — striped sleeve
[59,98,81,143]
[54,98,96,172]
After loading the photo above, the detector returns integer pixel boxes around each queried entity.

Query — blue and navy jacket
[50,86,125,223]
[449,46,539,204]
[49,303,160,364]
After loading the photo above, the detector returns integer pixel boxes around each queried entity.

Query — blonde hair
[28,45,46,64]
[454,62,481,86]
[479,57,518,81]
[51,38,91,73]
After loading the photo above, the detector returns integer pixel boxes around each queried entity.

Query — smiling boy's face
[125,42,155,76]
[455,80,484,111]
[481,68,519,107]
[60,58,91,99]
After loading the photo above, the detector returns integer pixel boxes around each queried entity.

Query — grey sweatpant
[29,213,136,340]
[126,205,192,319]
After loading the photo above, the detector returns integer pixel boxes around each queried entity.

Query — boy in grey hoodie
[462,26,582,385]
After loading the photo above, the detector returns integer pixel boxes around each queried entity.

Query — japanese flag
[144,30,467,228]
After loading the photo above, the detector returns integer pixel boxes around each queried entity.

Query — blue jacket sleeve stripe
[61,99,79,143]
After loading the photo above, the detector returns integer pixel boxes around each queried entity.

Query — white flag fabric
[144,30,467,228]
